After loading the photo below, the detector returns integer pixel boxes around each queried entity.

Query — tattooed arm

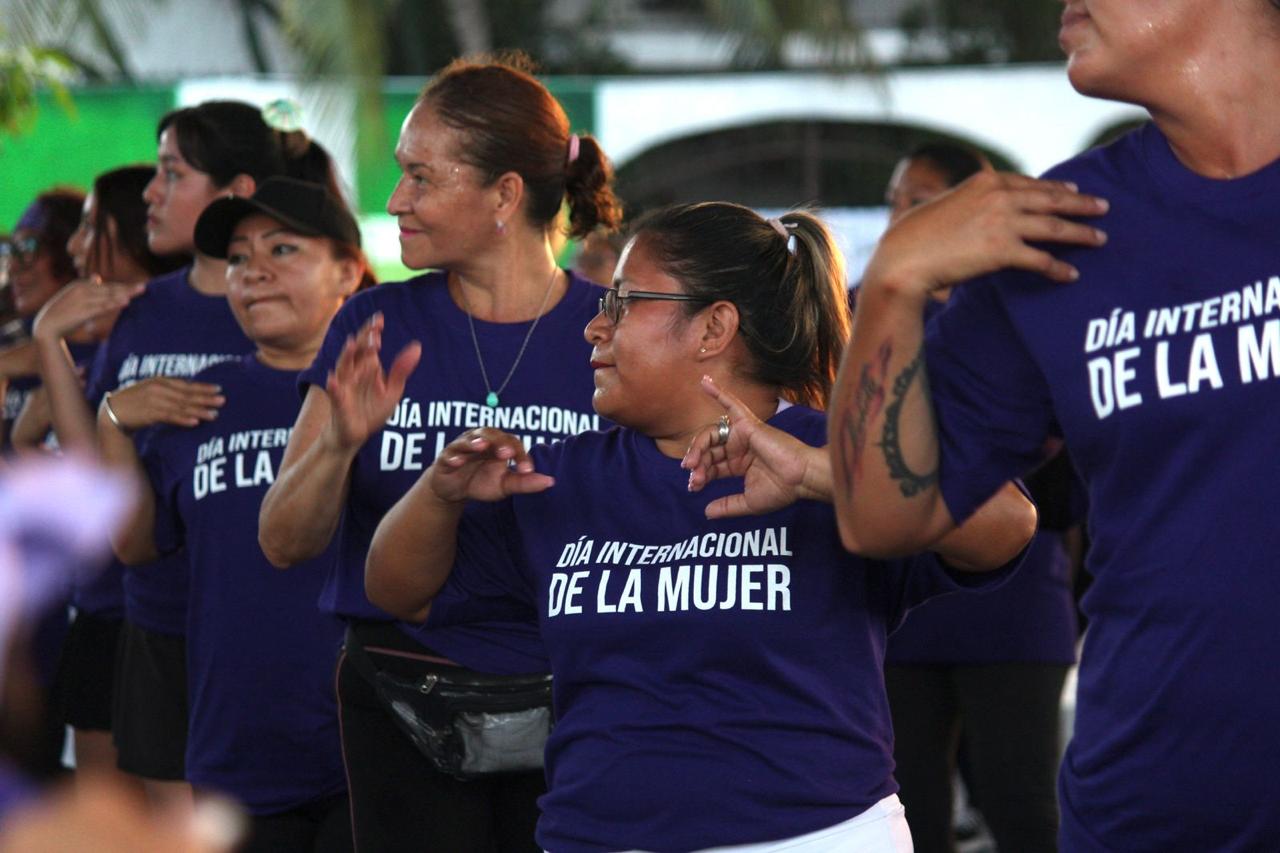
[830,171,1109,557]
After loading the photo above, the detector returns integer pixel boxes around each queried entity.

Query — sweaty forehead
[395,107,467,169]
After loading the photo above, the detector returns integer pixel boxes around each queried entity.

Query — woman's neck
[650,378,782,460]
[254,341,320,372]
[188,253,229,296]
[1146,33,1280,178]
[449,230,564,322]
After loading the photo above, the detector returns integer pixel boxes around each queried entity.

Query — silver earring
[699,347,707,353]
[496,220,506,235]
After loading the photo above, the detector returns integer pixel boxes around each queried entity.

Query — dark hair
[22,189,85,284]
[631,203,851,409]
[418,52,621,239]
[904,142,988,188]
[90,166,189,279]
[330,239,377,293]
[156,100,342,198]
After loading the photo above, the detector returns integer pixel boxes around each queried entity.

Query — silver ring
[715,415,730,447]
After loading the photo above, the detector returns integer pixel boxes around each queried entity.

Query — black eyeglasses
[598,288,706,325]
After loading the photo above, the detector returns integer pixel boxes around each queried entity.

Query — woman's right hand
[101,377,226,432]
[862,171,1110,299]
[324,313,422,452]
[682,376,830,517]
[425,428,554,504]
[32,277,145,343]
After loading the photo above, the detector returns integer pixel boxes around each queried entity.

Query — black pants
[885,662,1069,853]
[336,626,544,853]
[242,793,353,853]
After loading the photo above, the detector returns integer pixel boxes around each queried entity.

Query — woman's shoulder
[548,271,605,324]
[334,270,441,314]
[527,423,623,470]
[770,403,827,446]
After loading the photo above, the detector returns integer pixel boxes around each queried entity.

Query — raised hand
[324,312,422,452]
[32,277,145,343]
[426,428,554,504]
[681,375,830,519]
[101,377,226,431]
[863,171,1110,297]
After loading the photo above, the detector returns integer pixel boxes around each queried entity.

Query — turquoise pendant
[485,391,499,408]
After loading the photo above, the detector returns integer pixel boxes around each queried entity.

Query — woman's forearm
[366,472,466,623]
[33,336,98,453]
[96,403,160,565]
[258,389,357,567]
[10,388,53,453]
[930,482,1037,572]
[830,279,953,556]
[258,431,357,567]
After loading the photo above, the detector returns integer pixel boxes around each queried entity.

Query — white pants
[608,794,914,853]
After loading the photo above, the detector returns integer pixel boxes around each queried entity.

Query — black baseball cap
[194,176,361,258]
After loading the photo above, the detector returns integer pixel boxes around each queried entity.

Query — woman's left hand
[681,376,831,517]
[426,428,555,504]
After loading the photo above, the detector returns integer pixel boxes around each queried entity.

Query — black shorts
[112,621,188,780]
[54,611,124,731]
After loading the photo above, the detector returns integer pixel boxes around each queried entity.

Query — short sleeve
[926,277,1055,523]
[137,428,185,557]
[425,498,537,629]
[296,293,376,400]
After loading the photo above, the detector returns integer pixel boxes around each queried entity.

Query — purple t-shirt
[298,271,603,673]
[142,355,344,815]
[925,122,1280,849]
[886,530,1076,664]
[85,266,251,636]
[0,761,33,827]
[431,405,1013,853]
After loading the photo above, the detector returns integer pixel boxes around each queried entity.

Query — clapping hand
[324,312,422,452]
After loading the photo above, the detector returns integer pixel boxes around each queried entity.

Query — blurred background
[0,0,1145,282]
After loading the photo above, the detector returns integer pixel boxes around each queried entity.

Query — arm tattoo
[878,346,938,498]
[834,341,891,498]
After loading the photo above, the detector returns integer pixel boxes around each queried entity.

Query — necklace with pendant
[459,267,561,408]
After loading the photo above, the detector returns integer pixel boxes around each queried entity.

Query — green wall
[1,86,176,230]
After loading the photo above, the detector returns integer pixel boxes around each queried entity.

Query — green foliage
[0,32,76,139]
[702,0,869,70]
[897,0,1063,65]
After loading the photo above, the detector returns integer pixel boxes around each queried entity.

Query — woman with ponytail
[259,54,619,850]
[32,100,341,808]
[365,201,1036,853]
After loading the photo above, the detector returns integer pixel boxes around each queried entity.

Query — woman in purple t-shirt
[259,55,621,851]
[101,178,366,852]
[366,202,1036,853]
[832,3,1280,849]
[19,165,186,791]
[32,101,341,809]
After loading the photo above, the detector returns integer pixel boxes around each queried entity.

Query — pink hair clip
[567,134,581,166]
[766,217,798,256]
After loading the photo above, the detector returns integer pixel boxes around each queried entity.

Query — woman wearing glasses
[0,188,84,779]
[259,55,619,851]
[18,165,186,790]
[366,202,1035,853]
[1,189,85,452]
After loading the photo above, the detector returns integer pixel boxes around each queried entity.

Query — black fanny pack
[343,627,553,780]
